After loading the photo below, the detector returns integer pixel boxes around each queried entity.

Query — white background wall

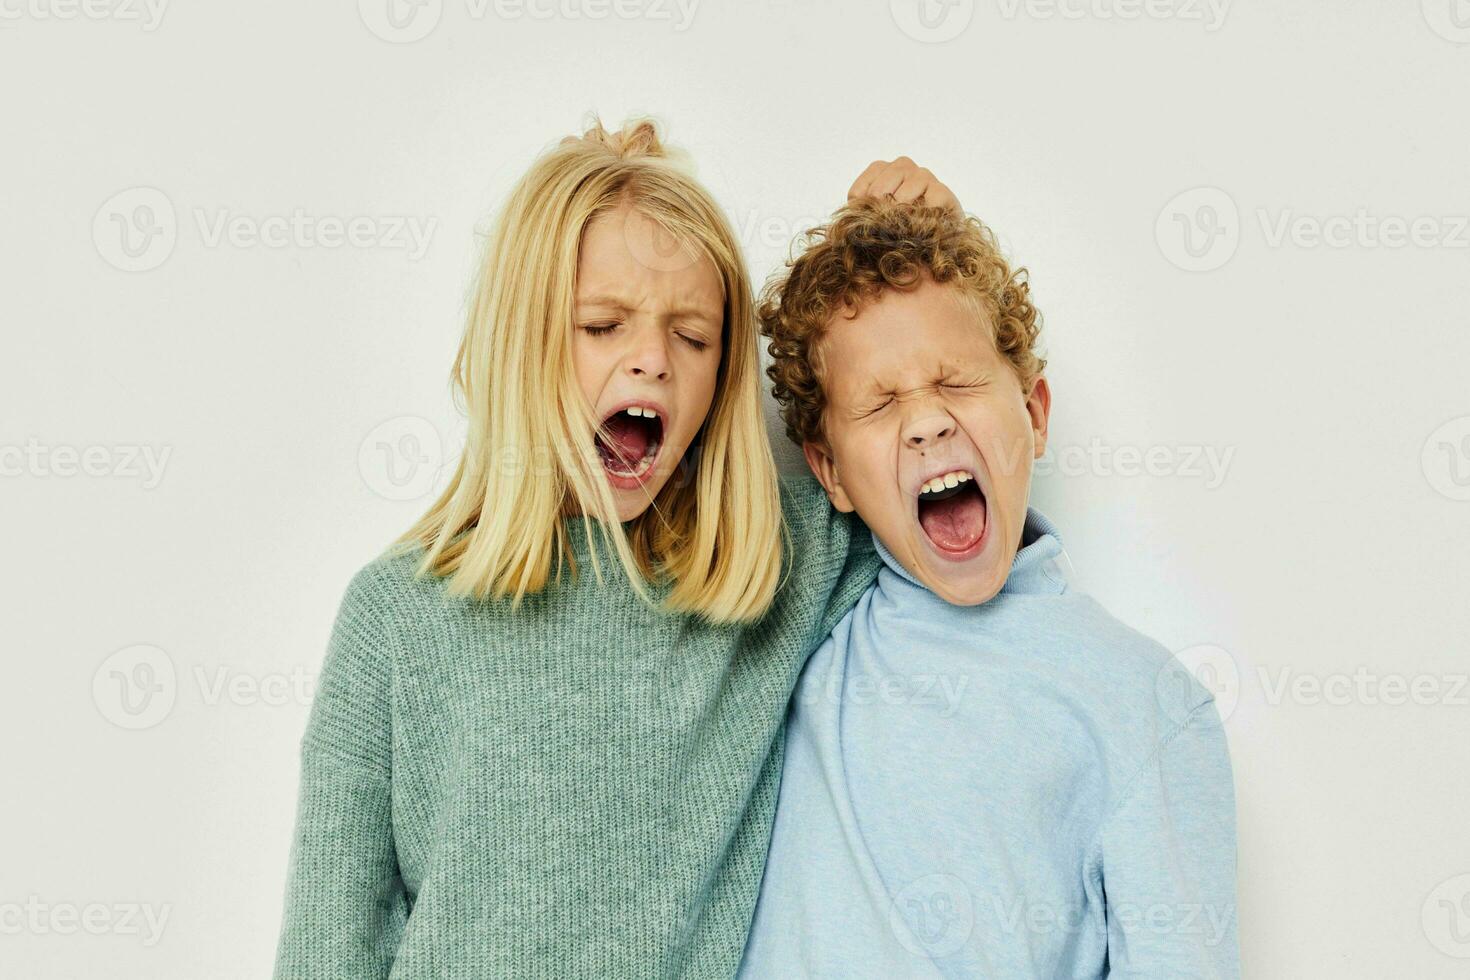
[3,1,1468,976]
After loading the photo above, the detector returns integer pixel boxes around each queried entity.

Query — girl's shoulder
[336,541,461,631]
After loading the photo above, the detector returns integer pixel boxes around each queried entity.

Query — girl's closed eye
[582,322,620,337]
[677,332,710,352]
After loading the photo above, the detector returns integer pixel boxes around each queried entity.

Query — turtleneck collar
[870,506,1069,599]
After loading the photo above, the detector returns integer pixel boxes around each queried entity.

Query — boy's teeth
[920,470,975,495]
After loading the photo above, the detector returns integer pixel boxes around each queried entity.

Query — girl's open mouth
[595,405,664,488]
[916,469,988,559]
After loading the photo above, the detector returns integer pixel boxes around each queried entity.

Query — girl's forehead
[576,215,724,317]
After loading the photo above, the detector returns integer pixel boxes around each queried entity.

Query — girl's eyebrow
[575,293,632,312]
[576,293,720,322]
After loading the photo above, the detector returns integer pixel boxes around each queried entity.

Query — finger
[847,160,890,201]
[891,168,938,204]
[866,162,913,199]
[922,181,961,211]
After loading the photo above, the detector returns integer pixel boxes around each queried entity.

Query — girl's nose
[625,329,671,382]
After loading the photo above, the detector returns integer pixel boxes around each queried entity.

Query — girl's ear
[1027,376,1052,459]
[802,440,856,513]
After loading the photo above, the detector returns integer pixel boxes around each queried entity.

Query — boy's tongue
[919,489,987,552]
[599,413,652,471]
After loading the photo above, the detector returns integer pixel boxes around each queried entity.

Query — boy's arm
[273,563,408,979]
[1098,698,1240,978]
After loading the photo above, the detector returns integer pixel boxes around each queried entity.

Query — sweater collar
[871,506,1069,598]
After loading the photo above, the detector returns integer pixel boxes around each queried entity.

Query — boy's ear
[802,440,856,513]
[1027,376,1052,459]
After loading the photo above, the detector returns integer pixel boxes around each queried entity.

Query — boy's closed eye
[856,397,894,419]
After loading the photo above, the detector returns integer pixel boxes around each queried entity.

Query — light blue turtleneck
[738,509,1238,979]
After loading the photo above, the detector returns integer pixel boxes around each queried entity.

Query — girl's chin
[602,467,674,521]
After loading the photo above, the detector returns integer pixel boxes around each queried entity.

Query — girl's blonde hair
[397,118,784,624]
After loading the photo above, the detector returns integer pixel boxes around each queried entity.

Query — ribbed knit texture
[272,474,879,979]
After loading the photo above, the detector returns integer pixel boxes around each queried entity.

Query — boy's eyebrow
[842,359,985,400]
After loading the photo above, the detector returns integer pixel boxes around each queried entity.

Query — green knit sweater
[273,475,878,979]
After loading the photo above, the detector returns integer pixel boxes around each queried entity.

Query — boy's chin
[910,521,1009,606]
[917,557,1007,607]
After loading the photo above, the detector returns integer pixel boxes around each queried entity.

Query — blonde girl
[273,119,953,979]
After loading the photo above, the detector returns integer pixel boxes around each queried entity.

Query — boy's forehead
[818,288,994,394]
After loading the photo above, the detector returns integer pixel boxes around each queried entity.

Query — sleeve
[1097,698,1239,979]
[273,562,409,979]
[776,473,880,642]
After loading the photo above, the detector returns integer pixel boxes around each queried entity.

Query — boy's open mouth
[916,469,987,557]
[595,404,664,486]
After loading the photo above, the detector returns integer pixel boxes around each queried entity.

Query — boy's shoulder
[1044,588,1222,756]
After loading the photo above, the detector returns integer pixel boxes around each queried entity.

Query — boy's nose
[903,412,956,450]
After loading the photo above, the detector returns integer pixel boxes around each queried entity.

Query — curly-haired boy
[738,200,1239,978]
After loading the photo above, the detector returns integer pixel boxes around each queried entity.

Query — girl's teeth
[625,406,658,420]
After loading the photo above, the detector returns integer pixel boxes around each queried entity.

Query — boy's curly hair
[760,199,1045,446]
